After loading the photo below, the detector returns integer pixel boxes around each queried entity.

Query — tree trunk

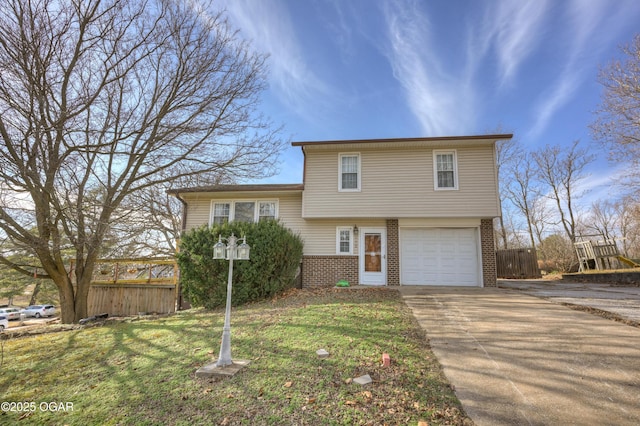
[56,275,78,324]
[526,219,537,251]
[498,216,509,250]
[73,275,92,323]
[29,282,41,305]
[52,270,93,324]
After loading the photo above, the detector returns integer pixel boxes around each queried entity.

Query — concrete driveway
[400,285,640,425]
[498,279,640,323]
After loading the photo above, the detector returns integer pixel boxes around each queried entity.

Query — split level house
[170,134,513,288]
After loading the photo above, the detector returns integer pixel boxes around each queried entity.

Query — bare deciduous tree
[585,199,617,240]
[503,147,542,250]
[529,196,551,247]
[614,196,640,258]
[495,137,518,249]
[591,34,640,192]
[0,0,285,323]
[533,141,594,244]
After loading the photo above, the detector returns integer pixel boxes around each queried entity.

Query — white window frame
[338,153,361,192]
[209,199,279,225]
[211,202,231,225]
[433,149,459,190]
[258,201,277,221]
[336,226,354,255]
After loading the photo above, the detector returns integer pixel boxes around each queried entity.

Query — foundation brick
[301,255,358,288]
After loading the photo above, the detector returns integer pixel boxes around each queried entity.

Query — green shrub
[177,220,303,308]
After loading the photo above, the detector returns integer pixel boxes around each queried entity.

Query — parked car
[0,315,8,330]
[0,307,21,321]
[20,305,56,318]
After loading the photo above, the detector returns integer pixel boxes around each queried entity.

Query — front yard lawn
[0,287,469,425]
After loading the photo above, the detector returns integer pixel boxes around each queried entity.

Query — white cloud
[527,69,581,140]
[527,0,639,139]
[473,0,550,86]
[211,0,333,119]
[382,0,548,136]
[575,162,628,205]
[381,0,474,136]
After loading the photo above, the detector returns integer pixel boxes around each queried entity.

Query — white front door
[359,228,387,285]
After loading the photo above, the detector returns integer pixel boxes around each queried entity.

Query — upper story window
[339,153,360,191]
[434,150,458,190]
[210,200,278,225]
[336,227,353,254]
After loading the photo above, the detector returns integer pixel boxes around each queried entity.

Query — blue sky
[214,0,640,198]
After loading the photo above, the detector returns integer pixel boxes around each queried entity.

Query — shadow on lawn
[1,287,449,425]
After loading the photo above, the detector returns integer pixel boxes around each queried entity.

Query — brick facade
[480,218,497,287]
[301,255,358,288]
[386,219,399,286]
[301,219,496,288]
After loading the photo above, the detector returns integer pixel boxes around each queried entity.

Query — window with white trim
[336,227,353,254]
[234,202,255,223]
[212,202,230,225]
[258,201,277,221]
[339,153,360,191]
[210,200,278,225]
[434,150,458,190]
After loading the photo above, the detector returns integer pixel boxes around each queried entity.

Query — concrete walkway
[400,286,640,426]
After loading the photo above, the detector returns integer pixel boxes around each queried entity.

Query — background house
[171,134,512,288]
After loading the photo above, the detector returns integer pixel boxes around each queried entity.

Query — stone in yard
[353,374,372,385]
[316,349,329,358]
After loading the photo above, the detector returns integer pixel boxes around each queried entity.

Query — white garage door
[401,228,480,286]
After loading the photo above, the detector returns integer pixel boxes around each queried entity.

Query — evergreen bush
[177,220,303,308]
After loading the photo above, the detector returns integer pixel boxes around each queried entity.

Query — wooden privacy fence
[70,258,178,317]
[496,248,541,279]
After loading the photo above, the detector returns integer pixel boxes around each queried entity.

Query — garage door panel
[400,227,479,286]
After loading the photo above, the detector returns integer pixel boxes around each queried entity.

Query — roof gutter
[291,133,513,146]
[171,191,188,234]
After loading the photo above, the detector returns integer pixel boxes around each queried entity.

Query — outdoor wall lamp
[353,225,358,235]
[212,233,250,367]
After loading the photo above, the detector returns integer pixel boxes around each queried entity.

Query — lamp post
[212,233,250,367]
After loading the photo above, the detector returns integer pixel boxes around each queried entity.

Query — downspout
[174,191,188,233]
[300,146,307,288]
[301,145,307,185]
[173,191,188,310]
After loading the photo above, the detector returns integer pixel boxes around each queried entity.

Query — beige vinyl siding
[182,192,304,231]
[260,195,384,254]
[182,195,211,230]
[298,219,384,255]
[302,145,500,218]
[180,192,380,255]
